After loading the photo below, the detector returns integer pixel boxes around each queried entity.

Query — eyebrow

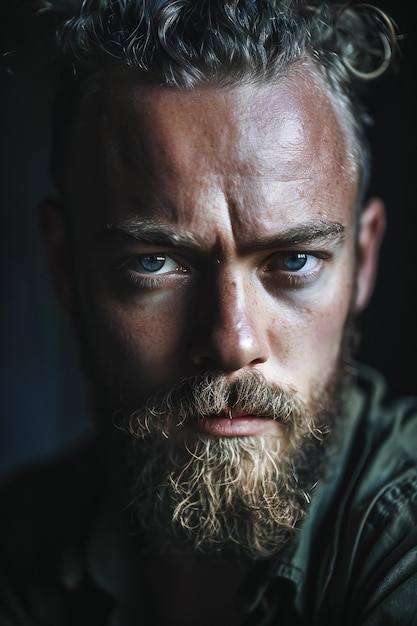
[102,219,203,249]
[239,220,346,252]
[102,218,346,251]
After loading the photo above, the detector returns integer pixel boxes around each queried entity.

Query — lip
[187,410,276,437]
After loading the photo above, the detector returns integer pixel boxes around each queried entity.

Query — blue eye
[282,252,307,271]
[124,253,183,276]
[139,254,167,272]
[264,251,321,277]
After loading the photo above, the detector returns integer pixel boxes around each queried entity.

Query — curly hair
[40,0,399,203]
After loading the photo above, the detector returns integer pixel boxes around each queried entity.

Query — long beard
[115,368,346,560]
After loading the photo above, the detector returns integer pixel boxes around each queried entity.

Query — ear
[38,197,75,312]
[354,197,386,312]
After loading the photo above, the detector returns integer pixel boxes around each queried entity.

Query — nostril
[250,357,267,366]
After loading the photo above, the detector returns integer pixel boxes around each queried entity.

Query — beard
[114,362,349,560]
[72,277,359,560]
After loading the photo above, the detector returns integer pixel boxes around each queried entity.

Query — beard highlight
[115,370,332,560]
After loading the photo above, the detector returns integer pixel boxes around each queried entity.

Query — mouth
[186,409,278,437]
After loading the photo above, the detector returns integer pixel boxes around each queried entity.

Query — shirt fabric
[1,364,417,625]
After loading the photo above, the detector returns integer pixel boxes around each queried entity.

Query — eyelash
[276,268,321,288]
[261,251,326,287]
[116,254,189,289]
[125,272,165,289]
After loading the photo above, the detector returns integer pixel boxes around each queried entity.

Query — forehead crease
[98,80,319,177]
[69,69,356,236]
[83,70,344,170]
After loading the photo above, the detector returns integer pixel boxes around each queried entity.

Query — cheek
[311,283,354,355]
[266,271,355,379]
[115,305,184,360]
[78,284,193,398]
[309,300,349,352]
[307,258,356,350]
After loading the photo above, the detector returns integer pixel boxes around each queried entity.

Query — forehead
[66,66,358,231]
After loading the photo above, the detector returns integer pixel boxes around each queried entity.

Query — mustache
[114,370,324,441]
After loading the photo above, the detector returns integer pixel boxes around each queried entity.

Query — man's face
[64,68,362,424]
[44,65,384,555]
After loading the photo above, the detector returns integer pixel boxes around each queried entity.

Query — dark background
[1,1,416,479]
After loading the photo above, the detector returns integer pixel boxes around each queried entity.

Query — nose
[191,272,270,373]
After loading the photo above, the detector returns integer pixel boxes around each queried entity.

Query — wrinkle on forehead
[83,67,346,170]
[67,65,358,240]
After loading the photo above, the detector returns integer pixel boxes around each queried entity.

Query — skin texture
[41,64,384,444]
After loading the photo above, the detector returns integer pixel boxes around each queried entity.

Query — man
[1,1,416,624]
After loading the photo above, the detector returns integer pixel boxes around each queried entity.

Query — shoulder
[342,364,417,566]
[319,365,417,623]
[343,470,417,625]
[353,364,417,500]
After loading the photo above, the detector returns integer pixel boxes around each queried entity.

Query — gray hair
[42,0,399,205]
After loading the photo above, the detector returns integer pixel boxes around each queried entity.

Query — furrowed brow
[101,219,203,249]
[100,218,345,253]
